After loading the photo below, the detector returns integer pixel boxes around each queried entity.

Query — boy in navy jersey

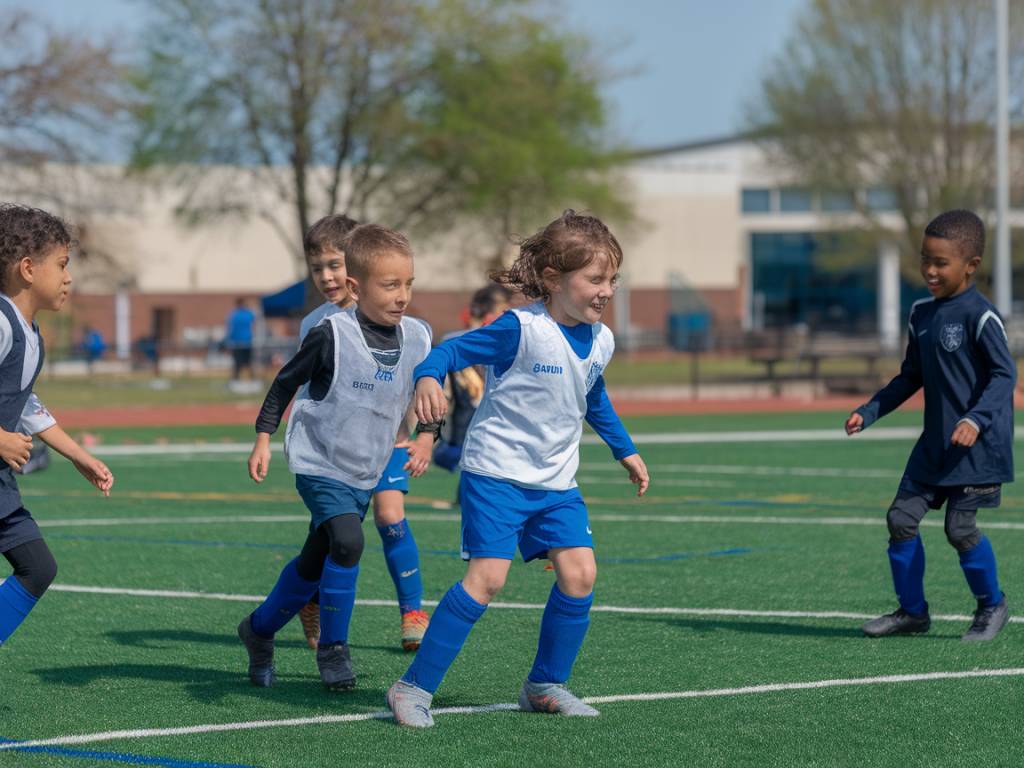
[846,210,1014,641]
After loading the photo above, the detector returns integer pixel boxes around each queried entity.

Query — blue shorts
[0,507,43,554]
[295,474,372,532]
[373,447,409,494]
[459,471,593,562]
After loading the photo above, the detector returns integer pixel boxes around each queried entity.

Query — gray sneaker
[962,597,1009,642]
[237,615,275,687]
[518,680,599,717]
[316,642,356,690]
[861,607,931,638]
[386,680,434,728]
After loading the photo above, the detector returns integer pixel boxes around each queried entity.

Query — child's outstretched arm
[847,317,923,433]
[584,375,650,496]
[249,323,334,483]
[413,311,521,424]
[35,424,113,496]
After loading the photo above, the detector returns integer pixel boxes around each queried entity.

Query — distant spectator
[81,327,106,370]
[225,298,256,380]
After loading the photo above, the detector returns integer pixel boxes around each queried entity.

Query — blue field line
[598,546,755,564]
[0,737,255,768]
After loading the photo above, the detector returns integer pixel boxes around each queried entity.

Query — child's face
[347,251,414,326]
[920,236,978,299]
[32,245,72,311]
[308,248,349,306]
[545,253,618,326]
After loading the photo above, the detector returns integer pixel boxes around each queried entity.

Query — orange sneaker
[299,602,320,650]
[400,609,430,651]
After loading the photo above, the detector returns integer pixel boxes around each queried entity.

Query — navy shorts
[894,475,1002,513]
[0,507,43,554]
[295,474,372,532]
[458,471,593,562]
[373,447,409,494]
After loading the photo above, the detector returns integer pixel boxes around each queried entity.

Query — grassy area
[1,412,1020,766]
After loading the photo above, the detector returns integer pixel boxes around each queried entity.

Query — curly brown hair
[0,204,73,292]
[491,210,623,300]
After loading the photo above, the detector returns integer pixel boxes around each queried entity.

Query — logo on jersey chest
[352,380,374,391]
[533,363,563,375]
[940,323,964,352]
[374,369,394,382]
[585,361,604,390]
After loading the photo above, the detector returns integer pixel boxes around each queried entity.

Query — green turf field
[2,412,1021,767]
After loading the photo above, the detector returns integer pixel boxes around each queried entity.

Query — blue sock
[250,558,319,638]
[378,520,423,614]
[402,581,486,693]
[528,585,593,684]
[888,536,927,615]
[319,558,359,646]
[0,577,39,646]
[958,535,1004,607]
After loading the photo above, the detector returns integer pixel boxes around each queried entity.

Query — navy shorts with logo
[0,507,43,554]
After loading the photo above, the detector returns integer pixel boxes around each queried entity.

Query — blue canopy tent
[261,280,306,317]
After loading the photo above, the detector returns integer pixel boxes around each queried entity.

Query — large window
[866,186,898,211]
[779,187,813,212]
[741,188,772,213]
[821,190,855,212]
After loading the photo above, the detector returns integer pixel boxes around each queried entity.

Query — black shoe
[238,615,275,687]
[317,642,356,690]
[862,607,931,637]
[962,597,1009,642]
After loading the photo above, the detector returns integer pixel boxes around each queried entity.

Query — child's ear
[18,256,34,285]
[966,255,981,276]
[541,266,561,294]
[345,275,360,300]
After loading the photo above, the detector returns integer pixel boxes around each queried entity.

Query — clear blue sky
[19,0,807,150]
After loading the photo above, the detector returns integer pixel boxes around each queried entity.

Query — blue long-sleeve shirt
[856,285,1015,485]
[415,311,637,460]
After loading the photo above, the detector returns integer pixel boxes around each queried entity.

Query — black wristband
[415,420,444,443]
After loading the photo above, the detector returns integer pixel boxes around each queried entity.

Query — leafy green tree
[131,0,628,280]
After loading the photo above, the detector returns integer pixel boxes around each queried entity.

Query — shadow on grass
[30,663,393,708]
[106,628,308,650]
[630,614,951,640]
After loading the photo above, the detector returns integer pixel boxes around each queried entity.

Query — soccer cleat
[400,609,430,651]
[316,642,356,690]
[518,680,599,717]
[962,597,1009,642]
[386,680,434,728]
[237,615,275,687]
[299,602,320,650]
[861,607,931,638]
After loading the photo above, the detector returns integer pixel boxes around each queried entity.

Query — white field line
[79,427,954,458]
[2,667,1023,751]
[579,462,900,479]
[35,583,1024,625]
[35,511,1024,531]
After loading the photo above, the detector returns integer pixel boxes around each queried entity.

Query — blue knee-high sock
[958,535,1003,607]
[319,558,359,646]
[888,536,927,615]
[251,558,319,638]
[528,585,593,684]
[0,577,38,646]
[402,581,486,694]
[378,520,423,614]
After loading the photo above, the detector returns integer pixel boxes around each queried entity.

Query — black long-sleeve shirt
[856,285,1015,485]
[255,309,402,434]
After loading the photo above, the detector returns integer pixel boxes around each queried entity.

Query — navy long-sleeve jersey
[856,285,1015,486]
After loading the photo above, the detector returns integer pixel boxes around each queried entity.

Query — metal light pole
[995,0,1011,315]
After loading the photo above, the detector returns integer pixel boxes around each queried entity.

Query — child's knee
[558,564,596,597]
[325,516,365,567]
[886,506,920,542]
[372,494,405,526]
[17,555,57,599]
[945,514,981,552]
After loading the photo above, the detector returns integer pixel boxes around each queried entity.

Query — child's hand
[73,455,114,497]
[414,377,447,425]
[399,432,434,478]
[845,412,864,435]
[248,434,272,483]
[621,454,649,497]
[951,420,980,448]
[0,430,32,471]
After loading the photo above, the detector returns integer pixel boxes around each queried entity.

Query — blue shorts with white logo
[373,447,409,494]
[0,507,43,553]
[295,474,372,532]
[458,471,593,562]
